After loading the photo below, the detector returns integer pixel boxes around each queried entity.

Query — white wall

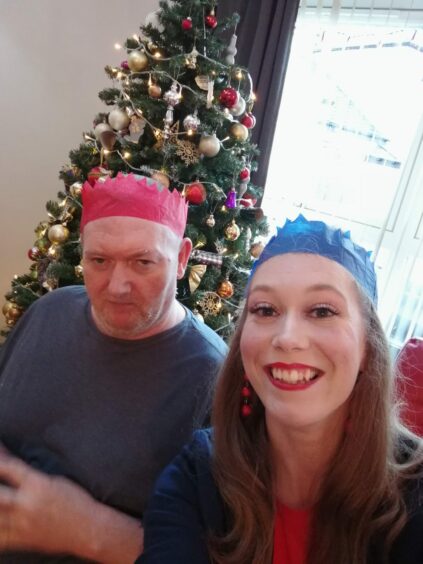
[0,0,159,330]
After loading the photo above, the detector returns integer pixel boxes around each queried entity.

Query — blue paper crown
[250,214,378,304]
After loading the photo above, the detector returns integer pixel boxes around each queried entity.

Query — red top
[273,502,312,564]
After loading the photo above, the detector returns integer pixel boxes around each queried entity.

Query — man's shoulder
[182,310,228,359]
[6,286,88,336]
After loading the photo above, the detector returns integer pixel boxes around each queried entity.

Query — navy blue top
[140,429,423,564]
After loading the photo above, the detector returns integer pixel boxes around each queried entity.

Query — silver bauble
[163,83,180,107]
[127,50,149,72]
[94,122,113,140]
[108,108,130,131]
[230,96,246,117]
[198,134,220,157]
[183,113,200,133]
[205,214,216,228]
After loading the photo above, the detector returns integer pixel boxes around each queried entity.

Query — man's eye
[92,258,106,265]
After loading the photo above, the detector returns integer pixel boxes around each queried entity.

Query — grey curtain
[218,0,300,196]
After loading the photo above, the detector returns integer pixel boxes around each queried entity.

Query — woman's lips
[265,363,323,391]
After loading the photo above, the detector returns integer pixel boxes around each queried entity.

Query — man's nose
[271,313,309,352]
[107,263,131,295]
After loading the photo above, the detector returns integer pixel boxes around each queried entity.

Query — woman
[139,215,423,564]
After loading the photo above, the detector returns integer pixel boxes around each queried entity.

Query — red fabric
[80,172,188,238]
[273,503,311,564]
[396,338,423,436]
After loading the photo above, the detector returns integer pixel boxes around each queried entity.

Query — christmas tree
[2,0,268,340]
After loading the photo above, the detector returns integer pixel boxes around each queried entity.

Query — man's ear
[177,237,193,279]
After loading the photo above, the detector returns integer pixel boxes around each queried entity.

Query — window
[264,0,423,355]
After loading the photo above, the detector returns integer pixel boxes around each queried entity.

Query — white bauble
[94,122,113,140]
[108,109,130,131]
[144,10,164,33]
[198,133,220,157]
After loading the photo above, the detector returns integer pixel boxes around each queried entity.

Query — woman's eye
[249,304,277,317]
[310,306,338,318]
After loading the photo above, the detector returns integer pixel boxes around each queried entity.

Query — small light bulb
[252,92,257,101]
[117,72,123,80]
[154,52,162,59]
[236,71,243,80]
[103,149,110,155]
[124,151,131,159]
[114,43,122,50]
[187,129,193,136]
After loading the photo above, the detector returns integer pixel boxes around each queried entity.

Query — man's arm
[0,447,143,563]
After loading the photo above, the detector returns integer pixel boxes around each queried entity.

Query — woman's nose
[271,313,309,351]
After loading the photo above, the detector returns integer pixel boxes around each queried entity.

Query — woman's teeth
[270,368,318,384]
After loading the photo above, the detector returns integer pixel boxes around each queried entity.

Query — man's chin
[94,313,152,340]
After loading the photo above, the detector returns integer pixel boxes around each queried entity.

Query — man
[0,173,227,562]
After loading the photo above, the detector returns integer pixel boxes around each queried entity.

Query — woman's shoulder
[140,429,224,564]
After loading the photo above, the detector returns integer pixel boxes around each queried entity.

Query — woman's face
[240,253,366,432]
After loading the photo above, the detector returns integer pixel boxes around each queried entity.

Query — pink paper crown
[80,172,188,238]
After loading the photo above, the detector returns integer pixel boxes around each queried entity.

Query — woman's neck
[268,412,346,508]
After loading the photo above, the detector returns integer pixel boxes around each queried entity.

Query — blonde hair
[210,287,423,564]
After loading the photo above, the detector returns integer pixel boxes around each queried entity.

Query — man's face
[82,216,191,339]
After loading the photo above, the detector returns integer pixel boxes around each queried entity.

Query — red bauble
[241,404,253,417]
[120,60,129,70]
[241,386,252,398]
[87,166,110,187]
[239,167,250,181]
[185,182,207,205]
[239,196,257,208]
[241,112,256,129]
[219,87,239,109]
[205,14,217,29]
[28,246,41,261]
[182,17,192,30]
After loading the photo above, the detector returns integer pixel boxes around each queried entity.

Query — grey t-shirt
[0,286,227,562]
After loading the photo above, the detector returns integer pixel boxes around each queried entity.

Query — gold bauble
[35,221,49,238]
[224,220,241,241]
[127,50,149,72]
[230,122,249,142]
[69,182,83,198]
[75,264,84,278]
[250,241,265,258]
[151,171,170,188]
[47,243,61,259]
[2,301,15,316]
[36,237,50,252]
[48,224,70,244]
[217,279,234,299]
[4,304,22,322]
[148,84,162,98]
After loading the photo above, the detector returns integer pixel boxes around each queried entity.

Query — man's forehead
[83,215,177,241]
